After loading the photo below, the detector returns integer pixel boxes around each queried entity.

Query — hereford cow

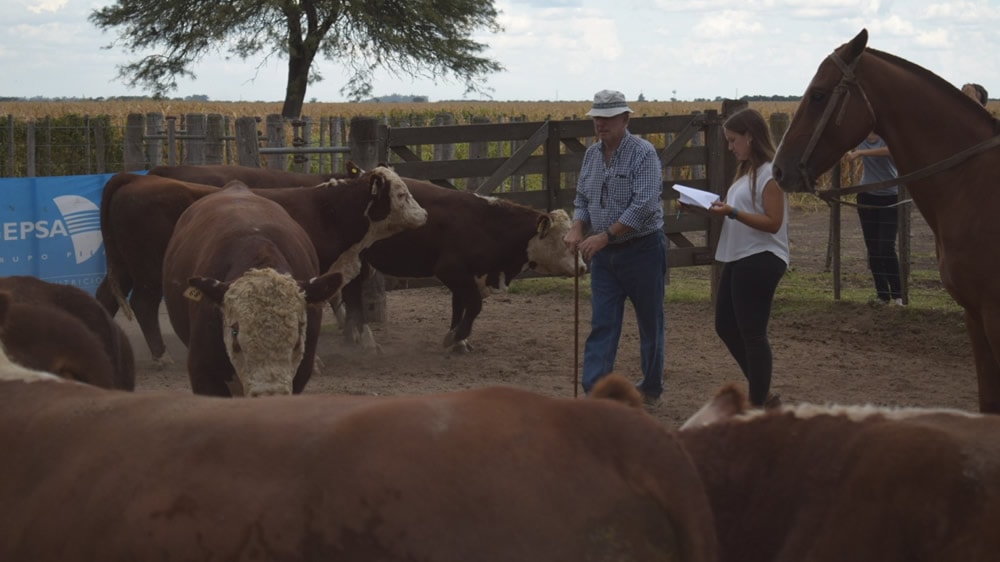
[97,166,426,365]
[0,356,717,562]
[163,182,351,396]
[148,162,362,187]
[342,178,587,353]
[0,275,134,389]
[678,385,1000,562]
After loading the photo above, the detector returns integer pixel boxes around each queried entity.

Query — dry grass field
[0,99,802,124]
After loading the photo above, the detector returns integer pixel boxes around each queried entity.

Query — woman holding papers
[707,108,789,408]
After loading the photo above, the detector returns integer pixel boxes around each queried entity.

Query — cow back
[0,378,715,562]
[680,400,1000,562]
[148,164,351,188]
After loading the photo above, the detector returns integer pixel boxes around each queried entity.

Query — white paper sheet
[672,184,719,210]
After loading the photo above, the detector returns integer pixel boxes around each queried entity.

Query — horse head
[772,29,875,193]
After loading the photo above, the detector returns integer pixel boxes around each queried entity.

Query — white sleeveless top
[714,162,789,265]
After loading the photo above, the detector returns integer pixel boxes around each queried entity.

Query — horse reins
[798,50,1000,204]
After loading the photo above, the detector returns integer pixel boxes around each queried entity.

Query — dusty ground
[129,204,977,429]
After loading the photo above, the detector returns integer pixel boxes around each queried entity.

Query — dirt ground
[128,205,978,429]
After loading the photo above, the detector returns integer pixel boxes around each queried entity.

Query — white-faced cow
[0,275,134,390]
[0,353,717,562]
[97,166,426,366]
[341,178,587,353]
[677,385,1000,562]
[162,182,348,396]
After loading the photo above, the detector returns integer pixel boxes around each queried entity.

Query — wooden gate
[377,109,737,270]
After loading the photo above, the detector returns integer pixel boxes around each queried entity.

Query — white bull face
[527,209,588,276]
[367,167,428,239]
[214,268,308,397]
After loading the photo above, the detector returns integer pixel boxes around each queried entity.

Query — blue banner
[0,173,139,296]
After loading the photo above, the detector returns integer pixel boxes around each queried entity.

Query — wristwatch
[605,227,618,243]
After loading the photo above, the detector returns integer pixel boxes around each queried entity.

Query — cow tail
[99,174,135,320]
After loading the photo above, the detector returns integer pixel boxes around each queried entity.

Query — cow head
[363,166,428,239]
[187,268,344,397]
[527,209,588,276]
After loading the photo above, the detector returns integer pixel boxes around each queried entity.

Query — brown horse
[772,28,1000,413]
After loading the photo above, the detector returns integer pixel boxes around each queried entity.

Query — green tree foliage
[89,0,505,118]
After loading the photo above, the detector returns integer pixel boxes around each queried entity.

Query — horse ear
[849,28,868,58]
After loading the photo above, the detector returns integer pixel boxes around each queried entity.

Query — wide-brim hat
[586,89,634,117]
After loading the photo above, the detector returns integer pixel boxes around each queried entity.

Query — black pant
[857,192,902,301]
[715,251,787,406]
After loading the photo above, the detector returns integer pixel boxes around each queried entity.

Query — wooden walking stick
[573,249,580,398]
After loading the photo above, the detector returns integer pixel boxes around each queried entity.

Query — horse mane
[865,47,1000,132]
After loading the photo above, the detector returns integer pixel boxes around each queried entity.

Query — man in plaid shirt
[564,89,666,407]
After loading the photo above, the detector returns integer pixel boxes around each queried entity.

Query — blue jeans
[582,231,666,397]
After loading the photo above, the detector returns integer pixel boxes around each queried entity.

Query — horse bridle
[799,49,1000,202]
[796,50,875,194]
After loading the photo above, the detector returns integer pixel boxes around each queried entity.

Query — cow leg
[339,276,380,353]
[442,281,482,353]
[966,307,1000,413]
[129,285,173,367]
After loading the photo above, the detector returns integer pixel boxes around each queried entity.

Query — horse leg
[130,285,173,367]
[966,308,1000,413]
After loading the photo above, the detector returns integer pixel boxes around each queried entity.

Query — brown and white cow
[0,275,134,389]
[0,355,717,562]
[148,162,362,188]
[163,182,347,397]
[342,178,587,353]
[97,166,426,365]
[678,385,1000,562]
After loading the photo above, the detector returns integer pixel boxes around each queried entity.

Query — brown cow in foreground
[342,178,587,352]
[97,166,426,365]
[678,385,1000,562]
[0,358,717,562]
[163,182,346,396]
[0,275,134,389]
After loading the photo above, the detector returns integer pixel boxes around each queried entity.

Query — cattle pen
[2,100,922,302]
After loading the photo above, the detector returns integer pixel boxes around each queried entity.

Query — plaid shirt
[572,131,663,242]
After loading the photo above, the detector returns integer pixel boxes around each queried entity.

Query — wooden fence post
[433,112,455,186]
[186,113,207,165]
[266,114,286,170]
[94,116,108,173]
[234,117,262,167]
[348,115,387,322]
[205,114,225,165]
[145,112,163,167]
[124,113,145,171]
[26,121,36,177]
[349,116,381,171]
[465,115,491,191]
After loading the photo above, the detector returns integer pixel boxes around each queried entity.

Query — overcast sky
[4,0,999,102]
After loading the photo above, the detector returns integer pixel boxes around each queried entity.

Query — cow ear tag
[183,286,204,302]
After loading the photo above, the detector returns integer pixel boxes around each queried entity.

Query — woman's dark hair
[724,108,775,205]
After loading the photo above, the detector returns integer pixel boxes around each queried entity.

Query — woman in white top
[707,108,789,407]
